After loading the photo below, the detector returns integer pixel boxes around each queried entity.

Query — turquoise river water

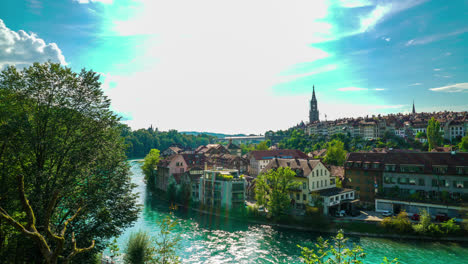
[113,160,468,263]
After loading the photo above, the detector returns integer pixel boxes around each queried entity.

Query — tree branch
[64,232,95,264]
[16,175,36,231]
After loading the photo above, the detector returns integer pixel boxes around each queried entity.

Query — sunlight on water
[114,160,468,264]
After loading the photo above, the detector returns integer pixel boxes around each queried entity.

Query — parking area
[341,210,384,222]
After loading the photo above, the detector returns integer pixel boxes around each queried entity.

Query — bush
[440,219,461,234]
[380,211,412,233]
[124,231,154,264]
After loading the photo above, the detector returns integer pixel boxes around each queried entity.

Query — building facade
[344,152,468,216]
[198,169,246,209]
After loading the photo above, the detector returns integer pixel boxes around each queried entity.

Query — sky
[1,0,467,134]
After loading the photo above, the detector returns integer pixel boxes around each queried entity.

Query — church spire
[309,85,319,123]
[412,100,416,114]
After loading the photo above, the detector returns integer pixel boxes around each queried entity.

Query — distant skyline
[1,0,467,134]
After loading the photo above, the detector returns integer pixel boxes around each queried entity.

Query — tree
[427,117,443,151]
[458,135,468,151]
[0,62,139,263]
[142,149,161,185]
[255,167,301,217]
[256,141,270,150]
[324,139,347,166]
[298,230,399,264]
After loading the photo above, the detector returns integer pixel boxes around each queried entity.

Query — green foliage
[142,149,161,184]
[440,219,461,234]
[153,215,181,264]
[298,230,399,264]
[124,231,154,264]
[121,127,216,158]
[380,211,412,233]
[0,62,139,263]
[255,167,300,217]
[256,141,270,150]
[324,139,347,166]
[427,117,443,151]
[124,215,181,264]
[413,209,431,234]
[458,135,468,151]
[240,143,255,155]
[109,238,121,261]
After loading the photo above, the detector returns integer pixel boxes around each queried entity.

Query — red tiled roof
[249,149,308,160]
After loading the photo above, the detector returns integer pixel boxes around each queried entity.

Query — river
[113,160,468,263]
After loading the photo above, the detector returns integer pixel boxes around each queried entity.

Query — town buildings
[303,86,467,143]
[198,169,246,209]
[248,149,308,176]
[344,152,468,217]
[262,158,355,215]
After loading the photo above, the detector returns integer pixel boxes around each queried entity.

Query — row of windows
[384,176,468,189]
[312,168,328,177]
[310,179,329,189]
[329,192,354,202]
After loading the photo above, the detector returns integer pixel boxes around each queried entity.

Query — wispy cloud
[429,83,468,92]
[409,83,422,86]
[406,27,468,46]
[358,0,427,33]
[433,68,441,71]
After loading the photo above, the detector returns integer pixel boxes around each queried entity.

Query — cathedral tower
[309,85,319,123]
[412,100,416,114]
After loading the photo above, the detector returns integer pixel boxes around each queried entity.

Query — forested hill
[119,125,218,158]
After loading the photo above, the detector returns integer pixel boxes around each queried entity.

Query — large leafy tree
[0,62,139,263]
[427,117,443,151]
[324,139,347,166]
[255,167,300,217]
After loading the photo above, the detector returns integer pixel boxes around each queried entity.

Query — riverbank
[149,186,468,243]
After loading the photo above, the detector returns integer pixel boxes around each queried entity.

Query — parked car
[382,210,393,217]
[410,213,420,221]
[335,210,346,217]
[435,213,450,222]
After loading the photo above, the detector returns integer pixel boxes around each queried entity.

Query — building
[248,149,308,176]
[262,158,355,215]
[156,153,206,192]
[309,85,319,123]
[199,169,246,209]
[226,140,242,156]
[344,152,468,217]
[161,146,183,157]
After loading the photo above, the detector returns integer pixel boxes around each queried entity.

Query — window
[431,179,438,187]
[341,195,344,200]
[312,171,315,177]
[409,178,416,185]
[296,194,300,200]
[345,193,349,199]
[303,194,306,201]
[303,183,307,190]
[312,181,315,189]
[418,178,425,186]
[330,197,334,202]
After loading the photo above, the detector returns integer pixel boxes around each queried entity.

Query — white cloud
[433,68,441,71]
[429,83,468,93]
[406,27,468,46]
[337,87,368,91]
[409,83,422,86]
[0,19,66,69]
[359,0,427,33]
[374,88,385,91]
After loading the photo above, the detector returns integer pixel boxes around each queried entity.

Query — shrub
[440,219,461,234]
[124,231,154,264]
[380,211,412,233]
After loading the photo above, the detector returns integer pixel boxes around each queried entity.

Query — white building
[199,169,246,209]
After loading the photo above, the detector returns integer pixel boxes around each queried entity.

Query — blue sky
[1,0,467,134]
